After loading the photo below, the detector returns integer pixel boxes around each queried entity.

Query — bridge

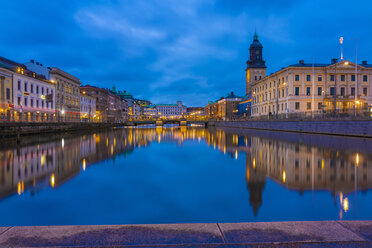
[122,119,212,127]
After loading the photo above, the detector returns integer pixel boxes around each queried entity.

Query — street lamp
[61,109,65,122]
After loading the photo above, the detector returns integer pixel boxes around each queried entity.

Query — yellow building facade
[0,67,13,120]
[251,60,372,116]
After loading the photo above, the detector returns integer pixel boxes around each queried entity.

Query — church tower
[246,32,266,94]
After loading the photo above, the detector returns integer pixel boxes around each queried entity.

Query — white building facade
[12,69,56,122]
[80,92,96,122]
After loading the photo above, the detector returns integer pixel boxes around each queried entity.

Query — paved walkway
[0,221,371,247]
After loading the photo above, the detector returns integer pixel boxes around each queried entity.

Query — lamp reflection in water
[343,198,349,212]
[50,173,55,188]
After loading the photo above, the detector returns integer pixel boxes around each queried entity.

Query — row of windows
[80,97,96,104]
[56,81,79,95]
[17,97,53,109]
[17,80,53,96]
[294,87,368,96]
[254,86,368,105]
[295,74,368,82]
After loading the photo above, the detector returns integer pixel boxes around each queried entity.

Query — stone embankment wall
[0,122,118,137]
[211,120,372,138]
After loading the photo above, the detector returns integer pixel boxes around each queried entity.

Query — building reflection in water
[0,126,371,219]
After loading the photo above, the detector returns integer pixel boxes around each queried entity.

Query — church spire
[253,31,258,42]
[247,31,265,68]
[245,32,267,94]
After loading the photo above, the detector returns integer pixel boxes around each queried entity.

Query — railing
[231,108,372,121]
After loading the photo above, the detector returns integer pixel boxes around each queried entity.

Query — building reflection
[0,126,371,219]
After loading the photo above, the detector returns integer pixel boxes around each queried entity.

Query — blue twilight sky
[0,0,371,106]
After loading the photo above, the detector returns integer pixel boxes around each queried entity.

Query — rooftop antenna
[339,37,344,60]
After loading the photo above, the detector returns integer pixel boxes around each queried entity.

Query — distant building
[237,94,252,116]
[0,56,56,122]
[80,89,96,122]
[80,85,108,122]
[50,67,81,122]
[186,107,204,115]
[136,99,152,107]
[143,101,186,118]
[205,92,242,120]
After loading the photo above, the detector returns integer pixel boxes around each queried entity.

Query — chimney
[362,60,367,65]
[231,91,234,96]
[30,59,34,63]
[331,58,338,64]
[299,60,304,64]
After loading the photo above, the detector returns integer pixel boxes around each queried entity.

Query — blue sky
[1,0,371,106]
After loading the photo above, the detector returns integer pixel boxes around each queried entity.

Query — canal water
[0,126,371,226]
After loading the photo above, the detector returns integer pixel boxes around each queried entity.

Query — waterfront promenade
[0,221,371,247]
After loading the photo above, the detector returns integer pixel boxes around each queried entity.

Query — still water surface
[0,126,371,226]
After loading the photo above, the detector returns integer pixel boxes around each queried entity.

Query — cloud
[0,0,371,106]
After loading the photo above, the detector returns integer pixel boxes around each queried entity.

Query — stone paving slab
[0,224,222,247]
[0,221,370,247]
[218,221,366,243]
[338,221,372,241]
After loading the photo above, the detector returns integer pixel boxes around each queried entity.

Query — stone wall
[212,120,372,138]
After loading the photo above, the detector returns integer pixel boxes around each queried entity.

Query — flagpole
[340,37,344,60]
[355,38,358,116]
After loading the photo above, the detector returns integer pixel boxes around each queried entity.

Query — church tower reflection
[246,154,266,216]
